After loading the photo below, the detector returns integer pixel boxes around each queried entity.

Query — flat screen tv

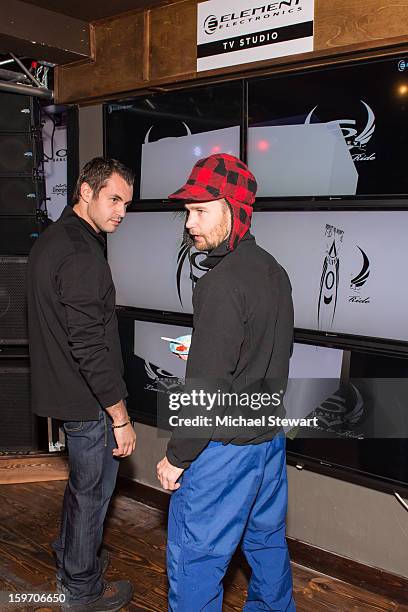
[248,55,408,200]
[104,82,242,203]
[110,209,408,354]
[118,309,408,493]
[286,344,408,496]
[251,210,408,354]
[118,313,193,425]
[118,307,343,429]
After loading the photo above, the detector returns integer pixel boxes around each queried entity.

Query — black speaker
[0,176,44,215]
[0,92,41,132]
[0,218,41,255]
[0,133,43,176]
[0,256,28,344]
[0,358,38,451]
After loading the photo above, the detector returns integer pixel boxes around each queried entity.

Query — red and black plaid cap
[168,153,257,251]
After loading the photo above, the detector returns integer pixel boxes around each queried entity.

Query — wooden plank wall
[56,0,408,104]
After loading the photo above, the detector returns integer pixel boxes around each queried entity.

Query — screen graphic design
[251,211,408,344]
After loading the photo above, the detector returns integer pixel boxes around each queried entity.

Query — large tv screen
[110,210,408,352]
[118,311,408,491]
[248,55,408,198]
[251,210,408,349]
[126,317,192,424]
[105,82,242,202]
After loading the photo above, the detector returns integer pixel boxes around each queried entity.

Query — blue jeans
[53,409,119,604]
[167,435,295,611]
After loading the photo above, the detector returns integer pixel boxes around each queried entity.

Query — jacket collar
[61,205,106,247]
[201,231,254,269]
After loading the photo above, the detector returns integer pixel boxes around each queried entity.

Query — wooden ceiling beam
[0,0,91,64]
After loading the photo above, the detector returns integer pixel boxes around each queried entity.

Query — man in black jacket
[27,158,136,611]
[157,154,296,611]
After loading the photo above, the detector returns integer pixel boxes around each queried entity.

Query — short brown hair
[72,157,135,204]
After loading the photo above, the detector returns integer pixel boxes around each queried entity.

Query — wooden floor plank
[0,456,69,485]
[0,481,406,611]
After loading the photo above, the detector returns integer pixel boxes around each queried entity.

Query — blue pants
[167,435,295,611]
[53,410,119,604]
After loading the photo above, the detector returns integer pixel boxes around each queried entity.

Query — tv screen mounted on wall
[248,55,408,200]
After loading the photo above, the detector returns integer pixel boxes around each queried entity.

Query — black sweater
[27,206,127,421]
[166,232,294,468]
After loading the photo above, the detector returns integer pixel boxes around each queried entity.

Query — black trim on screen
[116,306,408,358]
[286,451,408,498]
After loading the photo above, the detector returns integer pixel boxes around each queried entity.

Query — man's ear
[79,181,93,204]
[223,199,232,229]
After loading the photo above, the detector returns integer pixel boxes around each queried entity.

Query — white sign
[197,0,314,72]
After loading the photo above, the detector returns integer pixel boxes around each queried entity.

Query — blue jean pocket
[64,421,83,433]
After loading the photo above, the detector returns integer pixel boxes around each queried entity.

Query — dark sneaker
[57,549,110,591]
[61,580,133,611]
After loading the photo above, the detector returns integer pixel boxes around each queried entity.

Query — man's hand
[157,456,184,491]
[105,399,136,457]
[112,423,136,457]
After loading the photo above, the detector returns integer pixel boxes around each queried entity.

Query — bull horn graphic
[144,121,192,144]
[304,106,318,124]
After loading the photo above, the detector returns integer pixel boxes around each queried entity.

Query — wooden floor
[0,481,406,612]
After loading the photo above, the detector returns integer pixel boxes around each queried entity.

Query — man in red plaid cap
[157,153,296,611]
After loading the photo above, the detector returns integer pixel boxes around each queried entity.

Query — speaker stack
[0,91,46,452]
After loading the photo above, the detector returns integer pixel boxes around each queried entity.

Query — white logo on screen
[305,100,376,161]
[144,361,176,382]
[349,246,371,304]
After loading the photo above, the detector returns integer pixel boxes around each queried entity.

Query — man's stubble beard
[188,215,231,252]
[205,217,230,250]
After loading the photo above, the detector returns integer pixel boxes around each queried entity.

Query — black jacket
[166,232,294,468]
[27,206,127,421]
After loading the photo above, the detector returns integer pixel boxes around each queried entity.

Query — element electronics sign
[197,0,314,72]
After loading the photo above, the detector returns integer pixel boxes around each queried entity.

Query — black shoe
[57,548,111,590]
[61,580,133,611]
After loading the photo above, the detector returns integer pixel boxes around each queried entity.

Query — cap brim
[168,183,218,202]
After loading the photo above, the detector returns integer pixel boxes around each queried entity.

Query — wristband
[112,420,131,429]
